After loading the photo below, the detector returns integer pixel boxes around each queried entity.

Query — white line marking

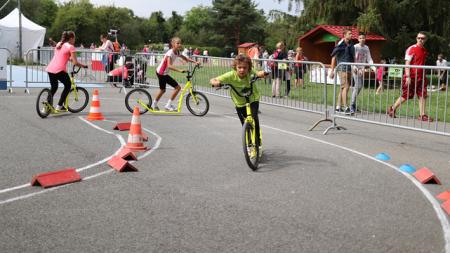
[220,112,450,253]
[0,184,29,194]
[0,118,161,205]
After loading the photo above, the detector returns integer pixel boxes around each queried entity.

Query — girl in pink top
[46,31,87,111]
[151,37,199,111]
[376,59,386,95]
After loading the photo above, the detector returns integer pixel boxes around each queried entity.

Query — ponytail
[56,31,75,49]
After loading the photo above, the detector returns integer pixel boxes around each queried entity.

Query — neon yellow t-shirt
[216,70,260,108]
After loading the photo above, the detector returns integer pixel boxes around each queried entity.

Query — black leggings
[48,71,71,106]
[235,101,261,145]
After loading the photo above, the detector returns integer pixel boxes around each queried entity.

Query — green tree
[211,0,267,48]
[176,6,223,46]
[282,0,450,62]
[93,6,142,48]
[141,11,168,44]
[265,10,299,51]
[166,11,183,38]
[49,0,96,45]
[34,0,58,29]
[0,0,58,29]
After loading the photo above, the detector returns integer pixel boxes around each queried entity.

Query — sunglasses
[417,37,426,40]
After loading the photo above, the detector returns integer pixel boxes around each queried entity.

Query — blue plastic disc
[399,164,417,173]
[375,153,391,161]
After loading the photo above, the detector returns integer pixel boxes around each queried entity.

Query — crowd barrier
[325,62,450,136]
[24,48,132,93]
[133,53,332,129]
[0,48,13,93]
[20,48,450,137]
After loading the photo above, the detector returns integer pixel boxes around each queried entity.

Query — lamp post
[18,0,22,59]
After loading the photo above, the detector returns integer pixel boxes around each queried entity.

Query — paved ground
[0,87,449,252]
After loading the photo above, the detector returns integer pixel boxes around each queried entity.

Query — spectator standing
[193,48,200,56]
[193,48,200,61]
[329,28,355,114]
[436,54,448,91]
[387,31,432,121]
[143,44,149,53]
[182,47,189,57]
[376,59,387,95]
[98,34,115,73]
[350,33,376,114]
[90,43,96,50]
[203,48,209,63]
[285,50,295,97]
[271,41,287,98]
[48,37,57,47]
[294,47,308,88]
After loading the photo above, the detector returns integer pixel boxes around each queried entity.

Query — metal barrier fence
[24,48,133,93]
[0,48,13,93]
[325,62,450,136]
[133,53,332,129]
[20,48,450,137]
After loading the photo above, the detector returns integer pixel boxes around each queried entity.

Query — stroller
[107,59,135,88]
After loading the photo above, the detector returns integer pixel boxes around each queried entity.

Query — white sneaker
[55,105,67,112]
[165,104,176,111]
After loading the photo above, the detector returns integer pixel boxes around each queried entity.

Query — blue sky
[60,0,301,17]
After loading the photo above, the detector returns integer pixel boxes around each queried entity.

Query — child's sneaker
[349,105,356,115]
[152,105,160,111]
[343,107,351,115]
[164,104,176,111]
[55,105,67,112]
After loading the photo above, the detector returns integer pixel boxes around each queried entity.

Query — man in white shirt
[436,54,448,91]
[350,33,376,114]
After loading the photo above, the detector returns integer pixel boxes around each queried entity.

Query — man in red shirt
[388,31,432,121]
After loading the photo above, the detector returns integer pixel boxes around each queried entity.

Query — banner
[388,67,403,78]
[309,66,340,85]
[0,49,7,90]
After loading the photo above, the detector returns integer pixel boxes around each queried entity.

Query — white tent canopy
[0,8,46,58]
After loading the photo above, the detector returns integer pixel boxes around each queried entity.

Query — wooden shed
[238,42,258,57]
[298,25,386,65]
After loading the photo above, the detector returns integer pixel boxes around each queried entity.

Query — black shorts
[156,72,179,90]
[295,66,304,79]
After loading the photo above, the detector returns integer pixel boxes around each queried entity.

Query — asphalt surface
[0,87,449,252]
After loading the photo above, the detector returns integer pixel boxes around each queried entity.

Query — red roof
[238,42,257,48]
[299,25,386,41]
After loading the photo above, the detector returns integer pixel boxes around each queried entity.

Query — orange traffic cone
[87,89,105,121]
[125,106,148,151]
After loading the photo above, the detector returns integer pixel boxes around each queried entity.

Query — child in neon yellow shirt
[210,54,267,146]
